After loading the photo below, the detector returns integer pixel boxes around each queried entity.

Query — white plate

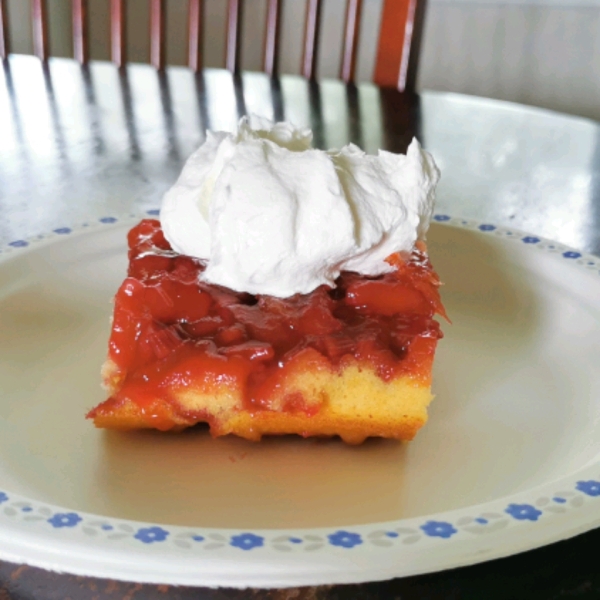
[1,212,600,588]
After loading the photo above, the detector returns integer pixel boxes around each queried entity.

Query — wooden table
[1,55,599,599]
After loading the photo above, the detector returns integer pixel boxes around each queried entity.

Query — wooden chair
[0,0,427,92]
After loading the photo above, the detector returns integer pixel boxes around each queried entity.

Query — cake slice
[88,118,446,444]
[88,219,445,444]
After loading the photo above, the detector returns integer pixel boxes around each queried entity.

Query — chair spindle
[225,0,242,73]
[301,0,322,79]
[31,0,49,61]
[374,0,426,92]
[110,0,126,67]
[0,0,8,59]
[263,0,281,76]
[72,0,88,64]
[340,0,363,83]
[187,0,203,71]
[150,0,165,70]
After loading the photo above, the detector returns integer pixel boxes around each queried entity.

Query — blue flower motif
[230,533,264,551]
[328,530,363,548]
[433,214,451,222]
[0,492,8,504]
[479,224,496,232]
[21,507,32,512]
[385,531,399,538]
[47,512,82,528]
[192,535,205,542]
[563,251,581,259]
[9,240,28,248]
[99,217,117,224]
[53,227,71,234]
[288,537,303,544]
[505,504,542,521]
[553,497,566,504]
[576,480,600,497]
[420,521,457,539]
[522,236,540,244]
[134,526,169,544]
[146,209,160,216]
[475,518,488,524]
[101,524,113,531]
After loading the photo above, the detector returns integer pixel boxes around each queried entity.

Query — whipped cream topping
[160,118,440,297]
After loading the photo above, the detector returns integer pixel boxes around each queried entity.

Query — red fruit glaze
[105,219,445,412]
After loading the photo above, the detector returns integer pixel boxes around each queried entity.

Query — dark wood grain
[187,0,203,72]
[150,0,165,70]
[263,0,281,76]
[301,0,322,80]
[0,0,8,59]
[340,0,363,83]
[225,0,242,73]
[110,0,126,67]
[31,0,48,61]
[71,0,88,64]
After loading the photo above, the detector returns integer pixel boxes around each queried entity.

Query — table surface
[1,54,600,599]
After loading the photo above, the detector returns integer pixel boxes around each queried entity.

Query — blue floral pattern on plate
[230,533,264,551]
[3,212,597,276]
[576,480,600,497]
[47,513,83,528]
[505,504,542,521]
[420,521,458,539]
[134,526,169,544]
[328,531,363,548]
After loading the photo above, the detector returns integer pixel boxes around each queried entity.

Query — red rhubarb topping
[104,219,444,412]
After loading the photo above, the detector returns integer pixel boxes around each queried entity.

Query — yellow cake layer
[91,363,433,444]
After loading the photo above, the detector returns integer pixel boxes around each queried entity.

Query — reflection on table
[1,55,599,256]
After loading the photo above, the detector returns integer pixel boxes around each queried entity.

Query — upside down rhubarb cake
[87,118,446,444]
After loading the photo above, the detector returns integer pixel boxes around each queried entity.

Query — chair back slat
[31,0,49,61]
[225,0,242,73]
[188,0,203,72]
[374,0,425,92]
[0,0,8,58]
[340,0,363,83]
[150,0,165,69]
[10,0,427,93]
[110,0,126,67]
[263,0,281,76]
[301,0,322,79]
[72,0,88,64]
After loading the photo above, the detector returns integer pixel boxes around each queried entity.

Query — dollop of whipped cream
[161,117,440,297]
